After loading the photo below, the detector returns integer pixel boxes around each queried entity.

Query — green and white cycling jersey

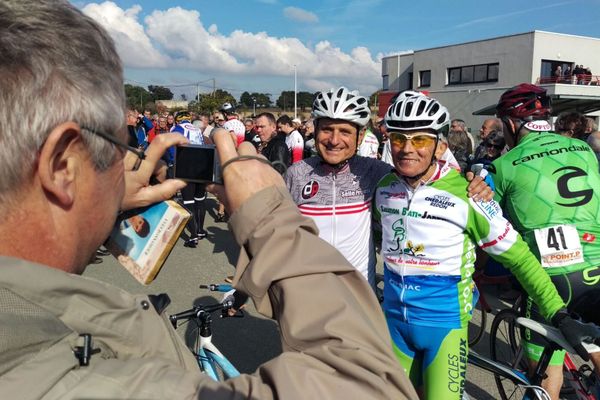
[490,131,600,275]
[374,163,565,328]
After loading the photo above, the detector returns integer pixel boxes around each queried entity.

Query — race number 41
[534,224,584,268]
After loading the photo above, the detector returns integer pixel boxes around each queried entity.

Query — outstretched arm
[203,130,417,400]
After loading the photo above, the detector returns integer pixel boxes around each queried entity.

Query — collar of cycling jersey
[318,155,354,172]
[396,160,443,189]
[516,129,553,146]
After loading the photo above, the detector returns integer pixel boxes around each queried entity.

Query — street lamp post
[294,65,297,119]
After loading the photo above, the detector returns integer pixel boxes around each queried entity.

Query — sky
[73,0,600,101]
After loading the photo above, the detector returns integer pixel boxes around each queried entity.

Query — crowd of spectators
[126,103,600,179]
[553,63,594,84]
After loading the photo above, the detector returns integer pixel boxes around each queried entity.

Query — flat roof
[383,30,600,61]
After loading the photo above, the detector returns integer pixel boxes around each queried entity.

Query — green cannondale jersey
[491,131,600,275]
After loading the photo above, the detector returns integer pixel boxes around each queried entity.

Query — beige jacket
[0,186,417,400]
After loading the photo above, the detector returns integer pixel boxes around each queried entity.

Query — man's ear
[37,122,84,207]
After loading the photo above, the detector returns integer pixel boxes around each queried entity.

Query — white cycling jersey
[285,156,393,287]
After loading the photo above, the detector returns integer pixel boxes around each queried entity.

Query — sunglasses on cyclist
[389,132,438,149]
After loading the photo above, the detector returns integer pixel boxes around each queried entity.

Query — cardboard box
[105,200,190,284]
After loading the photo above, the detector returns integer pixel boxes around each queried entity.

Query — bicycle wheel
[490,309,529,400]
[468,300,487,347]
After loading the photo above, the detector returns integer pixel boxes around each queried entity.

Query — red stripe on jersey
[480,239,497,249]
[300,203,370,216]
[299,200,370,212]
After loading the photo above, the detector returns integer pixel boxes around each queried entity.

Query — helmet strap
[501,117,520,148]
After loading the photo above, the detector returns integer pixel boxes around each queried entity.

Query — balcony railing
[537,75,600,85]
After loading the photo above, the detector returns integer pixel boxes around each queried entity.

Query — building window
[447,63,499,85]
[419,70,431,87]
[383,75,389,91]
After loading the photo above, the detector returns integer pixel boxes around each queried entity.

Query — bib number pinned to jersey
[534,224,584,268]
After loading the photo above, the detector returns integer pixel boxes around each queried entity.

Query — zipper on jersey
[332,172,337,246]
[400,181,420,323]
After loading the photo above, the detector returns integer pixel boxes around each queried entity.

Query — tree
[124,84,151,110]
[297,91,315,111]
[240,91,272,108]
[369,90,381,107]
[148,85,174,101]
[190,89,237,114]
[276,91,315,111]
[240,91,253,107]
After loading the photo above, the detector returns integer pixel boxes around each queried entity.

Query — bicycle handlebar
[199,283,233,292]
[169,300,233,328]
[517,317,600,355]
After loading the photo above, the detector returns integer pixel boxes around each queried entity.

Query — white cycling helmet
[385,95,450,135]
[312,87,371,128]
[394,90,424,102]
[220,102,235,113]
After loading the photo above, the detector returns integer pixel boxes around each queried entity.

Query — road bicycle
[169,283,241,381]
[467,310,600,400]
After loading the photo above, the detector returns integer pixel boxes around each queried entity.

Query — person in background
[450,118,475,154]
[358,120,380,159]
[587,131,600,166]
[126,108,153,150]
[255,112,290,175]
[244,117,260,149]
[277,114,304,164]
[555,111,588,140]
[473,117,503,160]
[171,111,208,247]
[377,118,394,166]
[302,117,317,158]
[446,128,472,171]
[166,113,175,130]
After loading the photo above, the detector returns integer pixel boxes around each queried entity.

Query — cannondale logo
[302,180,320,199]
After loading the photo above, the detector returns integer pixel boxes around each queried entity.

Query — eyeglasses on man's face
[81,125,145,171]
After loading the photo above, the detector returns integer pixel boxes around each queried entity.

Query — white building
[380,31,600,132]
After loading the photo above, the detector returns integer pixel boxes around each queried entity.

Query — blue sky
[74,0,600,100]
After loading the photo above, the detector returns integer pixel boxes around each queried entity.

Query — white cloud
[283,6,319,23]
[81,2,380,94]
[82,2,168,68]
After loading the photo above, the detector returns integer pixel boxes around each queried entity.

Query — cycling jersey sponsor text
[340,189,364,198]
[512,144,590,165]
[380,206,400,214]
[448,339,467,394]
[402,208,445,221]
[424,195,455,209]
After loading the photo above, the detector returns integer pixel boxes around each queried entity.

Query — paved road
[84,197,509,399]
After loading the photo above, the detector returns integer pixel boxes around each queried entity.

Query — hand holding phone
[174,144,222,184]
